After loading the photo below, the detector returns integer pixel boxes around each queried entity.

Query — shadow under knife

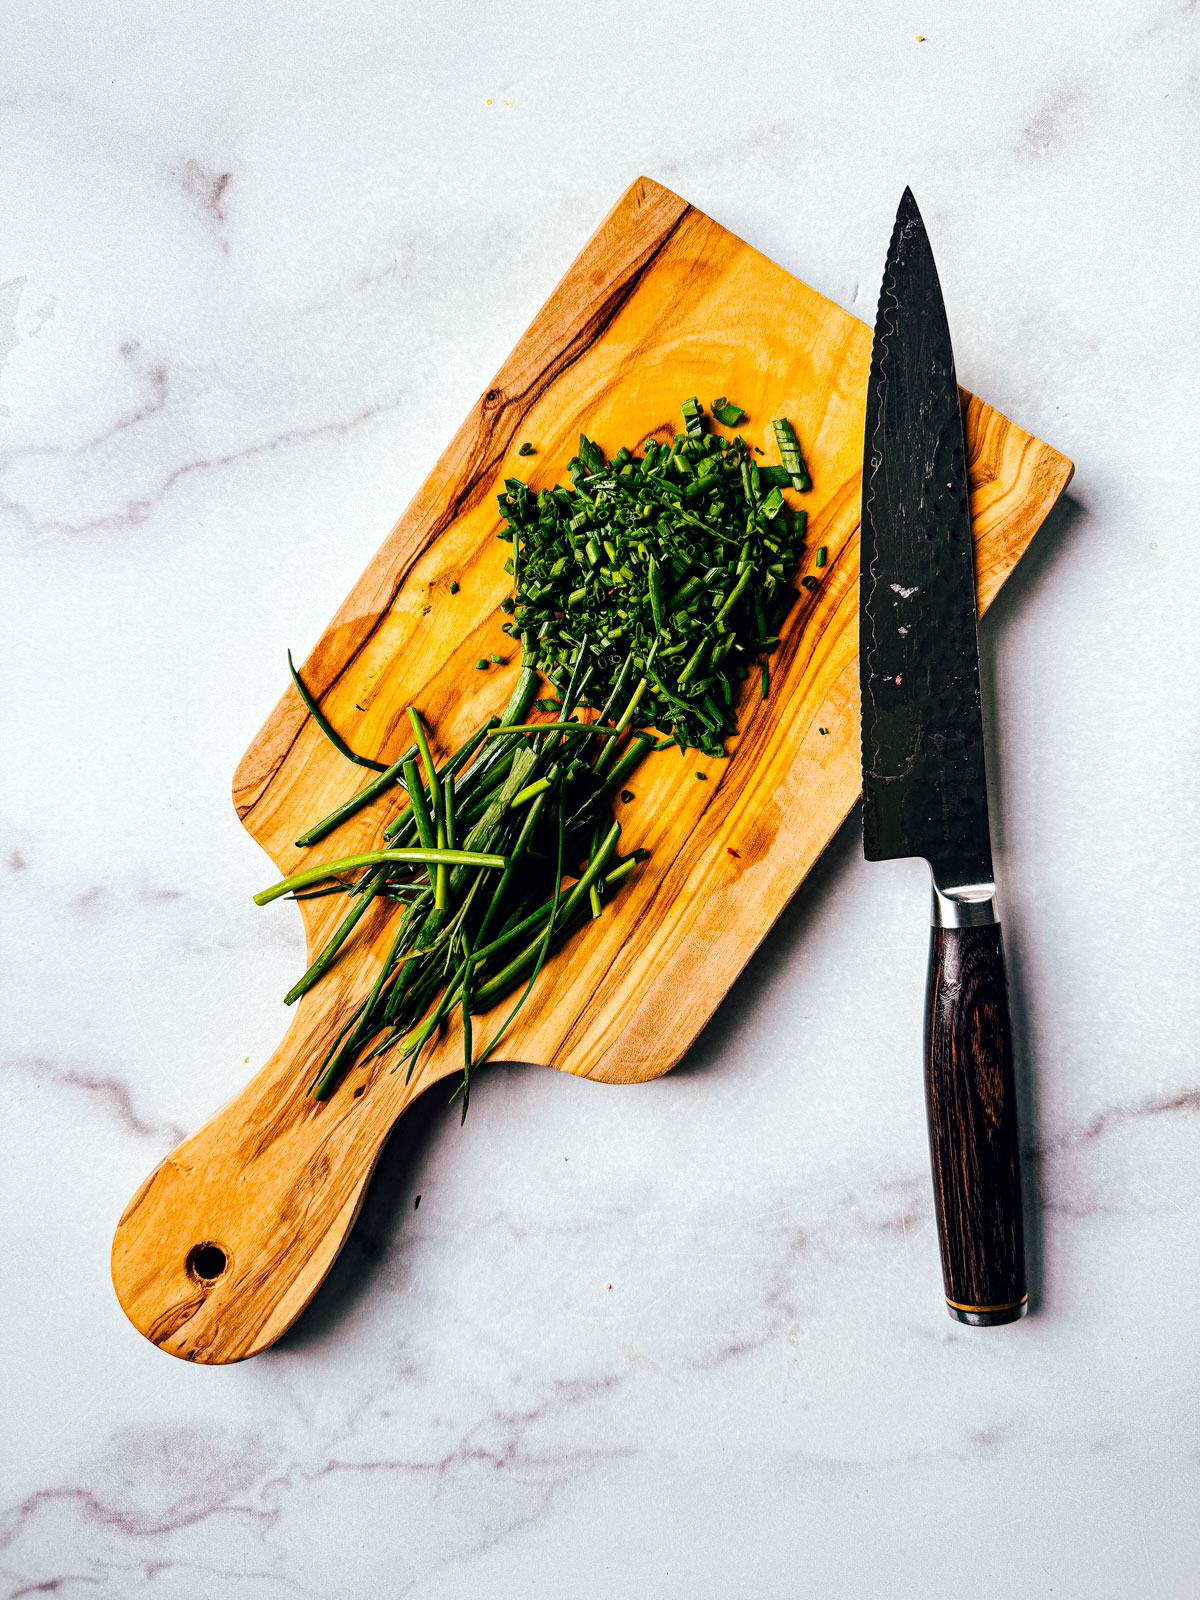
[977,487,1088,1316]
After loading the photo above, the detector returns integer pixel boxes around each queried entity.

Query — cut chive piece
[476,659,488,669]
[518,442,535,456]
[711,397,746,426]
[815,546,828,568]
[771,417,811,492]
[681,397,704,438]
[449,580,460,594]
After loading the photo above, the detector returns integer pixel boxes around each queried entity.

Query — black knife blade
[859,189,1026,1326]
[860,187,992,893]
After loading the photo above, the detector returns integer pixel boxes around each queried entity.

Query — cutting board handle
[923,920,1027,1325]
[110,996,456,1363]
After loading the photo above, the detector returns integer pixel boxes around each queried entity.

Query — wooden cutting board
[111,177,1073,1363]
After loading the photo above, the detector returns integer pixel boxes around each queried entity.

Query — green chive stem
[254,848,508,906]
[288,650,389,772]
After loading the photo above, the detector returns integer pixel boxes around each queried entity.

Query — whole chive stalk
[485,722,622,738]
[403,757,439,898]
[294,748,415,848]
[288,651,389,772]
[407,708,447,911]
[285,865,389,1005]
[254,847,508,906]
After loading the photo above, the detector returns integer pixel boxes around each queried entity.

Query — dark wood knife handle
[924,921,1027,1325]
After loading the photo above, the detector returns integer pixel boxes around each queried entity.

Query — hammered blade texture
[859,189,993,889]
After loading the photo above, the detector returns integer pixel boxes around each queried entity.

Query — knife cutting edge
[859,188,1027,1325]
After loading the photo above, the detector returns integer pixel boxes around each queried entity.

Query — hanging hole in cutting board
[186,1243,228,1283]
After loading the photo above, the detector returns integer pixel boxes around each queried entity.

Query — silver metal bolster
[931,879,999,928]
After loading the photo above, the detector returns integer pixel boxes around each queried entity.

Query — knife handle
[924,913,1027,1325]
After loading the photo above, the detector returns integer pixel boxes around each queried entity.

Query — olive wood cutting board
[111,176,1073,1362]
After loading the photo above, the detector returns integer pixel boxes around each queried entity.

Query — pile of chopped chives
[496,400,810,757]
[260,398,815,1112]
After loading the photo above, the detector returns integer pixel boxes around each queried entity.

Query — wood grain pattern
[111,177,1073,1362]
[925,923,1026,1324]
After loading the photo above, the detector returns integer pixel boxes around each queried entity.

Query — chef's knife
[859,188,1027,1326]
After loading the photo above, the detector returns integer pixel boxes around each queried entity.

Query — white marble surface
[4,1,1199,1594]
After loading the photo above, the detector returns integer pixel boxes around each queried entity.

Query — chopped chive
[518,442,535,456]
[815,546,828,568]
[711,397,746,426]
[500,597,515,613]
[771,417,811,492]
[695,771,707,781]
[476,659,488,669]
[620,790,634,803]
[489,654,505,664]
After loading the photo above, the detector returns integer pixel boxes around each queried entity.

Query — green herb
[449,580,460,594]
[476,659,489,669]
[518,442,535,456]
[819,727,828,735]
[254,847,509,906]
[771,417,811,493]
[294,750,414,849]
[711,397,746,426]
[496,402,808,754]
[266,396,814,1109]
[288,650,389,772]
[815,546,827,568]
[487,722,622,737]
[801,575,820,591]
